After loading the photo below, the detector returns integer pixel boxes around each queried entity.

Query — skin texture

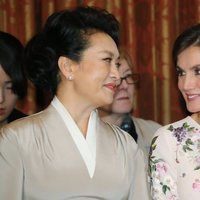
[57,32,120,135]
[99,57,136,126]
[177,46,200,118]
[0,65,18,127]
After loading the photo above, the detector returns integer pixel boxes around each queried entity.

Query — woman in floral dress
[149,24,200,200]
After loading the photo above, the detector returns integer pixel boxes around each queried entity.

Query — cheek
[6,93,18,108]
[90,70,109,85]
[178,79,183,91]
[128,86,134,102]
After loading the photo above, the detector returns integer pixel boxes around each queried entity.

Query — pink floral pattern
[148,117,200,200]
[193,179,200,191]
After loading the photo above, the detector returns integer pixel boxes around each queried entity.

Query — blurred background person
[99,48,161,165]
[0,31,27,128]
[149,23,200,200]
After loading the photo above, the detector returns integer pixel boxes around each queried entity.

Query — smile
[186,94,200,101]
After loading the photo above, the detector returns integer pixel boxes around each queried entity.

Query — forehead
[119,58,132,73]
[177,46,200,67]
[84,32,119,58]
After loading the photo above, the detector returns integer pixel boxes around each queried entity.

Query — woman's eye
[5,82,13,90]
[125,74,133,80]
[103,58,112,63]
[116,62,120,68]
[177,71,185,77]
[194,68,200,75]
[5,86,12,90]
[176,68,185,77]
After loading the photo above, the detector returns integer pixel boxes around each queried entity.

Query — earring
[67,75,73,81]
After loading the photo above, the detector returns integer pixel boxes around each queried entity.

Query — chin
[100,98,114,107]
[113,107,132,114]
[114,103,132,111]
[186,105,200,113]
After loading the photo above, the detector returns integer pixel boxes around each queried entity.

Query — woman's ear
[58,56,72,77]
[58,56,78,81]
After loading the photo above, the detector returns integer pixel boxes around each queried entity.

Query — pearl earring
[67,75,73,80]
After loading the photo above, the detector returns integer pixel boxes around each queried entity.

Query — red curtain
[0,0,199,125]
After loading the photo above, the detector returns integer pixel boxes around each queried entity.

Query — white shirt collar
[51,96,97,178]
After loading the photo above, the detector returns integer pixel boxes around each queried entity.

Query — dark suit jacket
[7,109,27,123]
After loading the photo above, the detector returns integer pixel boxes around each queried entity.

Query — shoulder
[152,116,192,144]
[149,117,192,170]
[156,116,191,134]
[1,105,59,141]
[4,109,45,130]
[99,120,138,153]
[133,116,161,129]
[132,117,161,141]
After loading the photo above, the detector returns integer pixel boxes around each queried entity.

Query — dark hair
[25,6,120,95]
[0,31,27,99]
[172,24,200,66]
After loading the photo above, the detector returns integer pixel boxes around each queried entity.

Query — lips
[186,94,200,101]
[114,89,130,100]
[117,96,129,100]
[104,83,117,92]
[0,108,5,115]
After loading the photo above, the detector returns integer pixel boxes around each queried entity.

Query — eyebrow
[99,50,120,59]
[177,64,200,71]
[191,64,200,69]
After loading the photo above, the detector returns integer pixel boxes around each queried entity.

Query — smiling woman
[149,23,200,200]
[65,32,120,109]
[0,6,149,200]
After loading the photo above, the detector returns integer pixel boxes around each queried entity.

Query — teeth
[187,95,198,99]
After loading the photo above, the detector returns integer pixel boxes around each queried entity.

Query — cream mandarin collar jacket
[0,104,149,200]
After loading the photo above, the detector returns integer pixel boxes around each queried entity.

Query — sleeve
[129,147,150,200]
[0,127,24,200]
[148,128,179,200]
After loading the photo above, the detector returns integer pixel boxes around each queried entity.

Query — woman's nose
[111,64,120,82]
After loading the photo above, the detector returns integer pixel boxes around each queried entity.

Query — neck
[56,92,94,137]
[191,112,200,124]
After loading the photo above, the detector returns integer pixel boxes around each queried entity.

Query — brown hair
[119,46,136,73]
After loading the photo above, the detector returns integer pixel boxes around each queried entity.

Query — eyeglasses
[118,73,139,86]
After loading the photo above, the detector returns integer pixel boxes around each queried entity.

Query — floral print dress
[149,116,200,200]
